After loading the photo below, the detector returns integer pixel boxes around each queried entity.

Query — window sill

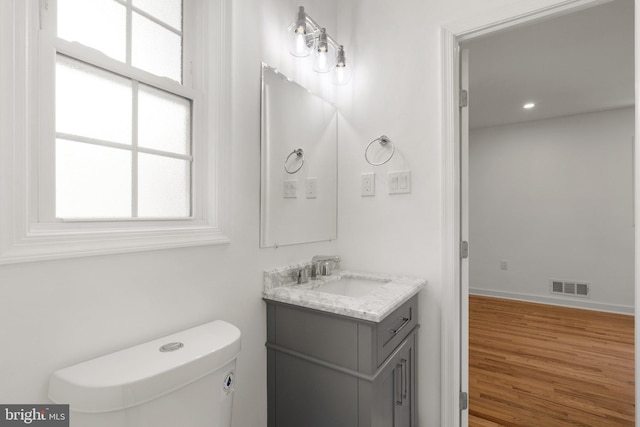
[0,224,230,264]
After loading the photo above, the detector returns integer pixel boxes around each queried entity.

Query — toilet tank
[48,320,241,427]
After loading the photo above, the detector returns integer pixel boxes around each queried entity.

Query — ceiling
[463,0,634,130]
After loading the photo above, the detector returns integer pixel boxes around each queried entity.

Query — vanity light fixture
[523,102,536,109]
[333,45,352,85]
[287,6,352,85]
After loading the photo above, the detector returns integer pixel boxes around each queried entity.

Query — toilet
[48,320,241,427]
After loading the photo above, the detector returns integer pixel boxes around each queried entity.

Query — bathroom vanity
[263,265,425,427]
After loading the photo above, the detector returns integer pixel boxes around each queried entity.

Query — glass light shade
[288,23,312,57]
[312,30,334,73]
[332,47,352,85]
[313,49,332,73]
[332,61,352,85]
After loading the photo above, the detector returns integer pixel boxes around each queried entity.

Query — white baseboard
[469,288,634,315]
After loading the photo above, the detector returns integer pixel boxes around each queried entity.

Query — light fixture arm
[302,11,341,50]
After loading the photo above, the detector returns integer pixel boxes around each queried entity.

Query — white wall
[469,108,635,313]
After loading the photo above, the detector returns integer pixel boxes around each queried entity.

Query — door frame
[440,0,639,425]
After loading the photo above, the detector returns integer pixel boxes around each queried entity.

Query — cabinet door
[372,334,415,427]
[393,338,414,427]
[371,363,395,427]
[274,351,358,427]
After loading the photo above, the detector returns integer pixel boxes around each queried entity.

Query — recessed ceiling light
[523,102,535,109]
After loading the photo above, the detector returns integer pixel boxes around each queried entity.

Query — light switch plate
[361,172,375,196]
[305,177,317,198]
[388,171,411,194]
[283,180,297,198]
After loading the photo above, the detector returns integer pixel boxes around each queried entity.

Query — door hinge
[460,241,469,259]
[460,391,468,410]
[459,89,468,108]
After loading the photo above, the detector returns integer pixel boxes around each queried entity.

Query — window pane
[56,55,132,145]
[56,140,132,218]
[138,154,190,218]
[57,0,126,62]
[132,12,182,82]
[138,85,190,155]
[133,0,182,31]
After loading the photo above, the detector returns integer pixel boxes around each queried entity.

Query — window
[52,0,192,220]
[0,0,230,263]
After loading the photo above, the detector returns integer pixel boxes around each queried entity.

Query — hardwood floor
[469,295,635,426]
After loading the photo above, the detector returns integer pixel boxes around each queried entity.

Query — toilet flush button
[223,371,235,393]
[159,342,184,352]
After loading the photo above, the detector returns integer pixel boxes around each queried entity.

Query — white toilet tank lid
[48,320,241,413]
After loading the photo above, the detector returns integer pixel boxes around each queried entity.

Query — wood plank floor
[469,295,635,426]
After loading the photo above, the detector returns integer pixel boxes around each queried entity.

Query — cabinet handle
[390,317,410,335]
[395,358,408,406]
[401,358,408,401]
[395,363,403,405]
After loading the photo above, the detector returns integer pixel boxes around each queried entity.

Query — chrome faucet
[311,255,341,278]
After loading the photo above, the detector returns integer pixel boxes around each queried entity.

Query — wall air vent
[564,282,576,294]
[576,283,589,296]
[550,280,590,298]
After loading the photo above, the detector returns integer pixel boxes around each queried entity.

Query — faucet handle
[297,267,309,284]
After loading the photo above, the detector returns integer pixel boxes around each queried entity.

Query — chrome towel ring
[365,135,395,166]
[284,148,305,174]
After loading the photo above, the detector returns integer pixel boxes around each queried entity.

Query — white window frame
[0,0,231,264]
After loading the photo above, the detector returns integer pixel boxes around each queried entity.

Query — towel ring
[284,148,305,174]
[365,135,395,166]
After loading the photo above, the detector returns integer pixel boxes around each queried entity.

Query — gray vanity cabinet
[265,295,419,427]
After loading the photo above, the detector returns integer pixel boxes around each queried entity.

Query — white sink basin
[313,277,390,298]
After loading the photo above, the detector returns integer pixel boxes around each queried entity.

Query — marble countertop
[262,267,426,322]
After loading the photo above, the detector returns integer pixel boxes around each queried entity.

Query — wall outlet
[361,172,375,196]
[305,177,317,199]
[283,180,297,198]
[389,171,411,194]
[500,260,509,270]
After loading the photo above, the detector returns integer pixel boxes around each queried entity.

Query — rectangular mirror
[260,64,338,248]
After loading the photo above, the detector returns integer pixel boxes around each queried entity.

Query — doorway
[441,0,638,425]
